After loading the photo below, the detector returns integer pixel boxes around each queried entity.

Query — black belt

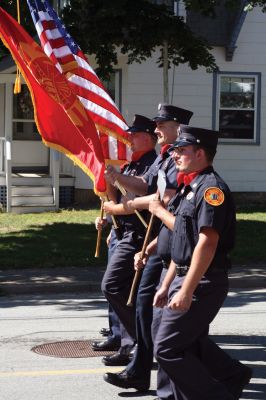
[175,257,229,277]
[161,259,169,269]
[175,264,190,277]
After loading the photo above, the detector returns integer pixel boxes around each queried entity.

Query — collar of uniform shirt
[160,144,171,155]
[177,170,202,187]
[120,150,148,171]
[131,150,150,162]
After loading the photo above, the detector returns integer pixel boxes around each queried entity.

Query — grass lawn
[0,209,109,268]
[0,207,266,268]
[232,206,266,265]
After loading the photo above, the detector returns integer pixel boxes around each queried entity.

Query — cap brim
[126,126,141,132]
[169,140,195,152]
[153,116,173,122]
[127,127,157,137]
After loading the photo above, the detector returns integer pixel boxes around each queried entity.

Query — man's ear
[196,147,204,160]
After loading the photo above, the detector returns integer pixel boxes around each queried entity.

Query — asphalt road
[0,289,265,400]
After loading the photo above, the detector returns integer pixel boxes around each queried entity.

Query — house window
[214,72,261,144]
[12,84,40,141]
[103,70,122,110]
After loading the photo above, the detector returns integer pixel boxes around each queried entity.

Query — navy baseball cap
[153,104,193,124]
[126,114,157,136]
[171,125,219,150]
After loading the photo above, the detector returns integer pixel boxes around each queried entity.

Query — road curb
[1,265,265,296]
[0,282,102,296]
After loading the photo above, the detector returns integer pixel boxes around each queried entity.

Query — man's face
[155,121,179,145]
[171,145,200,173]
[129,131,149,152]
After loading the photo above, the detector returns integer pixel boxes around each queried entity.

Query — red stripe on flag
[99,132,110,160]
[49,37,66,49]
[117,140,127,161]
[41,19,56,30]
[58,53,77,65]
[67,80,125,121]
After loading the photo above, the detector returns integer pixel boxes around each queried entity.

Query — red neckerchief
[177,171,201,187]
[160,144,171,155]
[131,150,149,162]
[120,150,149,171]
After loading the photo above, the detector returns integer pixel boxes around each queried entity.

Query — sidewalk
[1,264,265,296]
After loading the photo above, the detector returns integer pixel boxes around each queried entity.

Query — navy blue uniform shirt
[143,150,179,239]
[156,191,182,264]
[116,149,157,232]
[171,166,236,268]
[142,151,178,195]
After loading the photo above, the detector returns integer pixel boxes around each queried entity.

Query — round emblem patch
[204,187,224,206]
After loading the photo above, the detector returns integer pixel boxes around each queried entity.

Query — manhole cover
[31,340,116,358]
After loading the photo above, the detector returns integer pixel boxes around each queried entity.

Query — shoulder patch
[204,187,224,206]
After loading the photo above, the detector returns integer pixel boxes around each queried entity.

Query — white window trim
[102,69,122,112]
[12,83,39,141]
[213,71,261,145]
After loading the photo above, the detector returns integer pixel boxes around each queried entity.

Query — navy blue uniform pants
[126,255,174,398]
[154,270,234,400]
[102,230,144,341]
[107,231,121,343]
[126,255,163,377]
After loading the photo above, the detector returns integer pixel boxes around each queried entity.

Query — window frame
[102,69,122,111]
[12,83,40,141]
[212,71,261,145]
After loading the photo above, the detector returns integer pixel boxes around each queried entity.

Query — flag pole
[94,195,123,258]
[94,199,105,258]
[114,180,148,228]
[126,168,166,307]
[127,212,155,306]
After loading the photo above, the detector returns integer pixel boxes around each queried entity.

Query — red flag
[27,0,131,165]
[0,7,106,195]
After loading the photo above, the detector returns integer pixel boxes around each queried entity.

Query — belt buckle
[175,264,189,277]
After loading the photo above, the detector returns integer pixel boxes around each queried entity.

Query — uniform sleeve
[196,186,228,235]
[165,158,178,190]
[142,162,156,183]
[143,159,160,194]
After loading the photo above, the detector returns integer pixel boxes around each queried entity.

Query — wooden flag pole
[94,200,104,258]
[114,180,148,228]
[127,213,155,306]
[95,196,123,257]
[126,169,166,307]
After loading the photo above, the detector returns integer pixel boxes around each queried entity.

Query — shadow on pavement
[213,334,266,400]
[223,289,266,308]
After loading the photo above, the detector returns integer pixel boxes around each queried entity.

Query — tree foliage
[0,0,35,58]
[1,0,266,78]
[61,0,219,79]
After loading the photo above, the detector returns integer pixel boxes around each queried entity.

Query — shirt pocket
[179,201,197,242]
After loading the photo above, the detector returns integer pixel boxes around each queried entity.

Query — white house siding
[74,167,92,190]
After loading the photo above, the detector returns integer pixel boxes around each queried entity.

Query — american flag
[27,0,131,164]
